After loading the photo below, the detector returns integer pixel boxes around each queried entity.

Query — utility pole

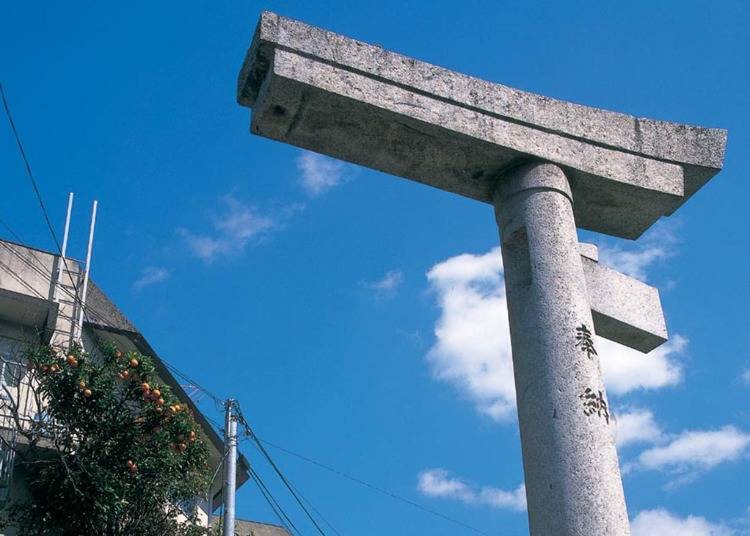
[222,399,237,536]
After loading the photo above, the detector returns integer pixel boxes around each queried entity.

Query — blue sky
[2,1,749,534]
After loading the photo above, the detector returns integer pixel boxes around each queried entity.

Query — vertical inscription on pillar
[575,324,597,359]
[579,388,610,424]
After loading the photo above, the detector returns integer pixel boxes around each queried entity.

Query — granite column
[494,162,629,535]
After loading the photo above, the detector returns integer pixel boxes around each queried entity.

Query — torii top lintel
[237,11,727,239]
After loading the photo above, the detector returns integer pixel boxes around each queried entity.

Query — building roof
[233,519,292,536]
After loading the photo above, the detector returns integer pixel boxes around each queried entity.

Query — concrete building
[0,237,250,532]
[222,518,291,536]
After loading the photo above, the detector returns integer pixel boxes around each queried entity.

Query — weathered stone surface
[579,244,668,353]
[238,11,727,239]
[578,243,599,262]
[494,163,629,535]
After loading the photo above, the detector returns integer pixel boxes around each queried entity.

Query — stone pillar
[493,162,629,535]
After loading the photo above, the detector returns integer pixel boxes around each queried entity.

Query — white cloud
[741,368,750,385]
[632,426,750,482]
[297,151,348,196]
[615,409,664,448]
[363,270,404,298]
[132,266,170,291]
[425,248,516,421]
[417,469,526,512]
[179,195,275,262]
[418,468,474,503]
[597,220,679,282]
[598,244,669,282]
[615,417,750,486]
[425,247,687,422]
[599,335,686,396]
[631,509,734,536]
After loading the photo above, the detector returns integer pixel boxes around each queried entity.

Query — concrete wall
[233,519,291,536]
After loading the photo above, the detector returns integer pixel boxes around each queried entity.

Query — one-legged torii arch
[236,12,727,535]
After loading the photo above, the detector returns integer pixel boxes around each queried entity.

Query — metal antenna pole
[52,192,74,303]
[222,399,238,536]
[75,200,97,342]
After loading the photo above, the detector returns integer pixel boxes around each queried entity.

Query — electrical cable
[251,439,328,535]
[253,436,495,536]
[0,83,64,257]
[250,471,295,534]
[249,439,342,536]
[249,466,301,536]
[0,83,84,309]
[235,407,328,536]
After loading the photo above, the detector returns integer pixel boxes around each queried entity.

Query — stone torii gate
[236,12,727,535]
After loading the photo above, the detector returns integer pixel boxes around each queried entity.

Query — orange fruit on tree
[129,358,139,368]
[152,389,161,398]
[78,381,86,389]
[83,389,92,398]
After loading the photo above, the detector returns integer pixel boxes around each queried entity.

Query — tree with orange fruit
[0,343,211,536]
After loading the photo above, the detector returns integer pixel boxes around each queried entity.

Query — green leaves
[4,343,211,536]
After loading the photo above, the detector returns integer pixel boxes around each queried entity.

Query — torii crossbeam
[237,12,727,535]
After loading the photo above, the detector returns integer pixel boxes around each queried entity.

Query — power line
[250,440,343,536]
[249,466,301,536]
[0,83,64,257]
[249,470,295,534]
[0,84,89,331]
[253,437,496,536]
[0,215,27,245]
[236,407,329,536]
[160,360,224,409]
[0,83,83,307]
